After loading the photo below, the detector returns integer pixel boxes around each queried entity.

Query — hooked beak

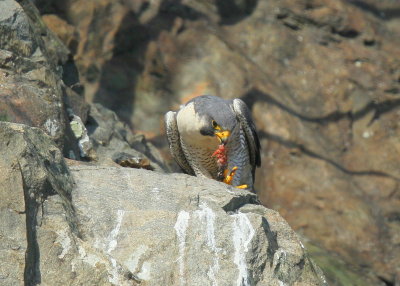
[214,130,230,145]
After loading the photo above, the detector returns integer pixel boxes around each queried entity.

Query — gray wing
[232,99,261,179]
[164,111,195,175]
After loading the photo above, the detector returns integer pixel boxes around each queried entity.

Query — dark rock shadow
[32,0,69,19]
[349,0,400,20]
[92,11,148,127]
[216,0,258,25]
[62,55,83,96]
[241,88,400,126]
[20,164,41,286]
[93,1,206,128]
[261,217,278,268]
[258,130,400,182]
[240,88,400,181]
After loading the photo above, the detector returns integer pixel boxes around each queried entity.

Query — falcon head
[210,120,231,145]
[177,95,238,145]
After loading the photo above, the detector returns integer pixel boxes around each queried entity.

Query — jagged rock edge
[222,189,260,213]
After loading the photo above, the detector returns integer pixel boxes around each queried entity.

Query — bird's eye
[212,120,218,129]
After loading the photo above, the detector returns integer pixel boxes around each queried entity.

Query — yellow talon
[236,184,248,189]
[222,167,248,190]
[223,166,238,185]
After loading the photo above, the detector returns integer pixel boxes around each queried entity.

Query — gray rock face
[0,0,85,158]
[87,103,168,172]
[71,166,326,286]
[0,122,135,285]
[0,122,326,285]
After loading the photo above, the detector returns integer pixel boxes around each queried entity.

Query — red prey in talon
[212,144,228,182]
[211,144,248,189]
[211,144,227,166]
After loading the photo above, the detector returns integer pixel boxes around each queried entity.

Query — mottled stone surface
[0,0,83,158]
[70,165,326,286]
[86,103,168,171]
[0,122,129,286]
[0,122,326,285]
[37,0,400,284]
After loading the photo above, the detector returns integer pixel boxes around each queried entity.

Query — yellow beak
[215,130,230,145]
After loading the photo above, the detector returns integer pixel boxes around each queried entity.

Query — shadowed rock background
[1,0,400,285]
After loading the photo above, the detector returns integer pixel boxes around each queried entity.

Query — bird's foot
[235,184,248,189]
[223,166,237,184]
[222,166,248,189]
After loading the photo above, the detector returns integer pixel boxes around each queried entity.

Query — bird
[165,95,261,190]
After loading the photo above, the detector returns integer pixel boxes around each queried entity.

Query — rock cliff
[0,2,328,284]
[0,122,326,285]
[1,0,400,285]
[0,0,79,157]
[33,0,400,284]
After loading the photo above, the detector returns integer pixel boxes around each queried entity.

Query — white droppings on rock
[195,203,217,251]
[174,210,190,286]
[137,261,152,280]
[78,134,91,157]
[107,209,125,254]
[55,229,71,259]
[273,248,288,271]
[195,202,220,286]
[75,244,102,269]
[125,245,149,274]
[362,130,373,139]
[78,133,89,142]
[355,60,362,67]
[73,243,124,285]
[321,274,328,284]
[151,187,161,200]
[232,212,255,286]
[44,118,59,136]
[108,258,119,285]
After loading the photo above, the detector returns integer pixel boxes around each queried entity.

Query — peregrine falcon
[165,95,261,190]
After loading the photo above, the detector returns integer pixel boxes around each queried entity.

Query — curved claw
[222,167,248,189]
[236,184,248,189]
[223,166,238,185]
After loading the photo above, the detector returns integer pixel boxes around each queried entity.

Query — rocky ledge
[0,122,326,285]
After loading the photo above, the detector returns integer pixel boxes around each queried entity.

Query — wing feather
[165,111,195,175]
[232,99,261,179]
